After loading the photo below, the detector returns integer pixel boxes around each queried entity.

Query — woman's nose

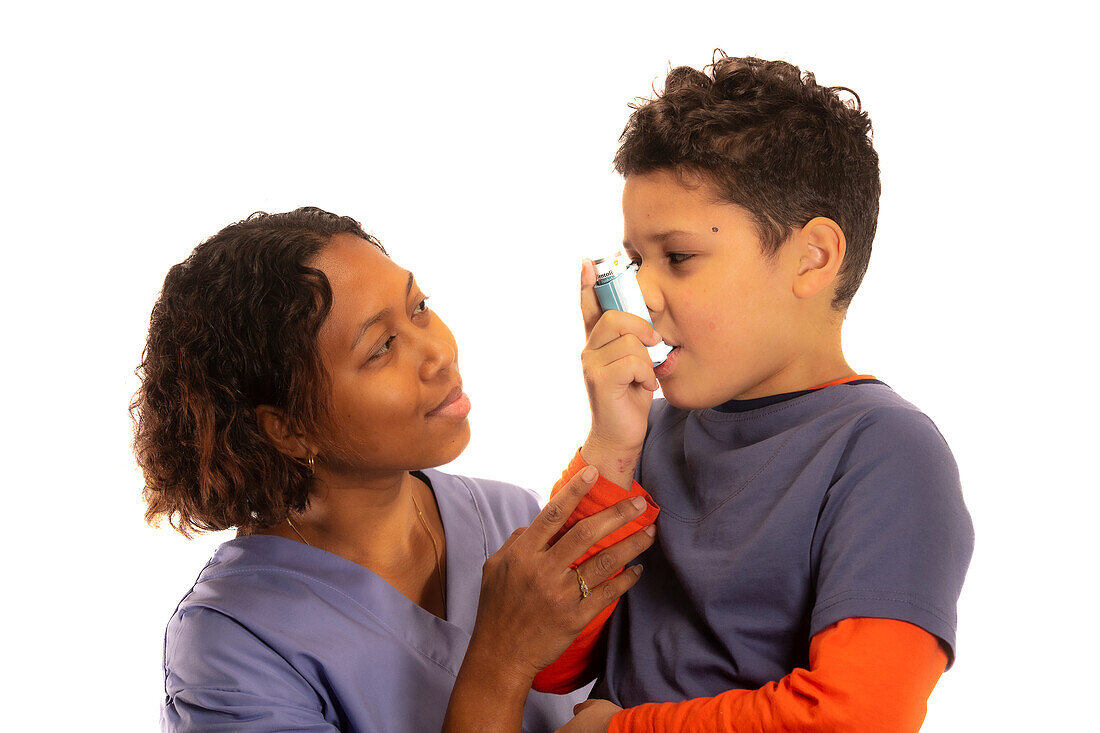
[418,331,456,381]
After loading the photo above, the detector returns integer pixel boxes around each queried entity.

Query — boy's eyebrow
[623,229,695,249]
[651,229,694,242]
[350,271,415,351]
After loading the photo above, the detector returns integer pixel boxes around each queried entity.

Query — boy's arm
[577,257,664,491]
[533,450,659,694]
[605,617,946,732]
[537,260,667,693]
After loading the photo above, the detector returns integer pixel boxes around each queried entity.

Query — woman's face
[309,233,471,476]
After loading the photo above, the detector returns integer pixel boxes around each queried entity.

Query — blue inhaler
[592,252,673,367]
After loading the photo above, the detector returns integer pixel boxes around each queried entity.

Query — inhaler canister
[592,252,673,367]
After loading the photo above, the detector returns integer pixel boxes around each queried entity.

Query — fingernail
[643,524,656,537]
[632,564,644,576]
[581,466,598,481]
[630,496,646,512]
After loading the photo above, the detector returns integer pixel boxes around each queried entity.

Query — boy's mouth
[654,345,681,378]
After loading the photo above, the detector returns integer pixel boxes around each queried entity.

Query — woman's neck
[253,468,449,617]
[295,470,424,564]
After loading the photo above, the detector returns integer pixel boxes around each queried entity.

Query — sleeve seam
[814,590,955,627]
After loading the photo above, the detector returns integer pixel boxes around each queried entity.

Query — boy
[535,54,974,731]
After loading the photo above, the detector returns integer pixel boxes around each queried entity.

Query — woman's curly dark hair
[132,207,385,537]
[614,52,881,310]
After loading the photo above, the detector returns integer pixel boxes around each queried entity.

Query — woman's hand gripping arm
[442,467,656,733]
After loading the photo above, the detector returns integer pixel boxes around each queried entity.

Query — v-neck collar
[209,470,490,675]
[420,468,488,634]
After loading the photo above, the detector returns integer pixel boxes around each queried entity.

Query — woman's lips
[654,346,680,379]
[427,386,471,418]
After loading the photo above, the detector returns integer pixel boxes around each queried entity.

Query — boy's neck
[715,372,878,414]
[732,328,853,401]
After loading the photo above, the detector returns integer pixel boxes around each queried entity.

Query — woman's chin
[425,420,472,468]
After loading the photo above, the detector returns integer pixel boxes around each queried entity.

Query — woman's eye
[667,252,694,265]
[413,296,430,315]
[369,335,396,361]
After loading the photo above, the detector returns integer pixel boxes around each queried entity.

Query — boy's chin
[657,381,727,412]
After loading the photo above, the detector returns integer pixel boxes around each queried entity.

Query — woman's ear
[792,217,846,300]
[256,405,314,461]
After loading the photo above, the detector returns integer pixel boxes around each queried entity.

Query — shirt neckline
[711,375,883,414]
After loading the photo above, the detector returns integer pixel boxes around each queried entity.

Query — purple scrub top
[161,469,587,732]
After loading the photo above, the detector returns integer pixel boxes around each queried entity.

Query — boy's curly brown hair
[614,52,881,310]
[132,207,384,537]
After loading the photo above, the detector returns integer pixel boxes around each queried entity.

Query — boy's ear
[256,405,315,461]
[791,217,846,300]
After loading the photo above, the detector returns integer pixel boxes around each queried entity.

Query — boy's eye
[628,253,694,268]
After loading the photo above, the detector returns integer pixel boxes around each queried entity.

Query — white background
[2,1,1096,730]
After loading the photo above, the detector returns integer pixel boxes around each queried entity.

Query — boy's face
[622,169,806,409]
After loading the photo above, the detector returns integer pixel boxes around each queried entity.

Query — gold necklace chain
[285,488,446,609]
[286,516,310,545]
[411,489,447,608]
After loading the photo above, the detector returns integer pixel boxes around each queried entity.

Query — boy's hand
[554,699,622,732]
[579,259,660,489]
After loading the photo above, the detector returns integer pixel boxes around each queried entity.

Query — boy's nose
[636,265,664,315]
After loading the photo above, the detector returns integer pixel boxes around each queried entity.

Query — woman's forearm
[443,639,534,733]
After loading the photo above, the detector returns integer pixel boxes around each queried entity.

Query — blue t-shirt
[595,381,974,706]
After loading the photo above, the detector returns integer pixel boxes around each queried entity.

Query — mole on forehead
[712,227,719,233]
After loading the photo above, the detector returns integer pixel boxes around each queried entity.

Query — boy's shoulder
[815,381,954,461]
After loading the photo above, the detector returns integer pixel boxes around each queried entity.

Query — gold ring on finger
[575,567,592,600]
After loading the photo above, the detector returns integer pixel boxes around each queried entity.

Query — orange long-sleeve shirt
[536,451,948,732]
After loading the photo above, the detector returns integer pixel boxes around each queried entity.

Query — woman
[133,207,655,732]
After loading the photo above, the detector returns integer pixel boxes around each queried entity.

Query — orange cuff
[552,449,660,568]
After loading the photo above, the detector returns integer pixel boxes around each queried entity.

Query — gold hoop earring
[307,454,315,475]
